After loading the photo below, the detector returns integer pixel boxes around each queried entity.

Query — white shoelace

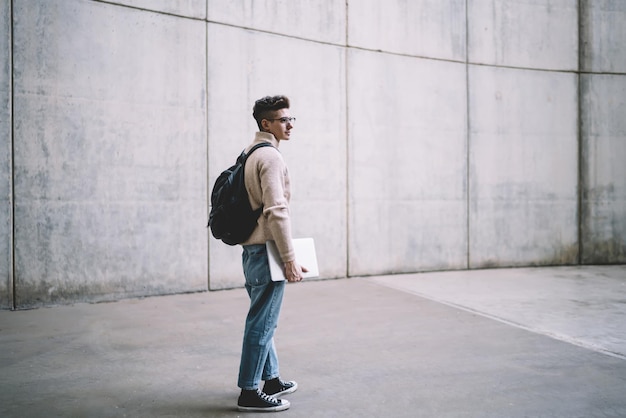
[258,389,280,405]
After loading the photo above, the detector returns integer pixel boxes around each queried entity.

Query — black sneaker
[237,388,290,412]
[263,378,298,398]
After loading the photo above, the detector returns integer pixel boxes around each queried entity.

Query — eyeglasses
[267,117,296,124]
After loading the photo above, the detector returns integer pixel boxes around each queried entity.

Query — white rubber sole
[237,399,290,412]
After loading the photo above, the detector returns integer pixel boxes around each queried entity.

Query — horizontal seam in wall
[578,71,626,76]
[82,1,626,78]
[90,0,206,21]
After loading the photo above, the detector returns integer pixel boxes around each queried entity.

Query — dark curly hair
[252,95,290,131]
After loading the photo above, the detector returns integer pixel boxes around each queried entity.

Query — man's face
[263,108,294,141]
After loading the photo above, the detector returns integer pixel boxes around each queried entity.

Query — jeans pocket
[242,245,271,287]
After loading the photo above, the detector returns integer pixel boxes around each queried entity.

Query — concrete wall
[7,0,208,308]
[347,0,467,276]
[2,0,625,308]
[468,0,580,267]
[580,1,626,263]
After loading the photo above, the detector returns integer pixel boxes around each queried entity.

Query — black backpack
[208,142,274,245]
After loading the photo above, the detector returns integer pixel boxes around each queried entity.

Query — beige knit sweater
[241,132,294,263]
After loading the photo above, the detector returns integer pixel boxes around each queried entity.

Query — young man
[236,95,307,412]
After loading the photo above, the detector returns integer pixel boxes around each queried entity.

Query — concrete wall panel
[207,0,345,45]
[207,23,347,289]
[2,0,625,308]
[348,0,466,61]
[581,74,626,263]
[580,0,626,73]
[469,66,579,267]
[0,0,10,309]
[348,49,467,276]
[12,0,207,307]
[468,0,578,71]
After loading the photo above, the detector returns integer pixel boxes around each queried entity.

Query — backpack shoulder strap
[239,142,275,164]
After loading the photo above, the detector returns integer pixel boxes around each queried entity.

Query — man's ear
[260,119,270,132]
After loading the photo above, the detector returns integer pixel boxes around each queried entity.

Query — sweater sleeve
[258,151,295,263]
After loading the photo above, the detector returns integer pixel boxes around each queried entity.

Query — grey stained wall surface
[1,0,625,309]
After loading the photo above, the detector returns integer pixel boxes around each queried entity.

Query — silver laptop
[266,238,319,281]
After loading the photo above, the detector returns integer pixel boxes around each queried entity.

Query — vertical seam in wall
[344,0,350,278]
[9,0,16,310]
[205,6,212,291]
[577,0,583,265]
[465,0,471,270]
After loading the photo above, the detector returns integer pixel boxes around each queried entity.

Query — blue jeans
[238,244,285,390]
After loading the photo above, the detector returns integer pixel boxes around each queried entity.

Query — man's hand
[283,260,309,282]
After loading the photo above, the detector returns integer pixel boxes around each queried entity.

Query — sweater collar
[255,131,280,148]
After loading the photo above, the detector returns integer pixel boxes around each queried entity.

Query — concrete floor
[1,266,625,417]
